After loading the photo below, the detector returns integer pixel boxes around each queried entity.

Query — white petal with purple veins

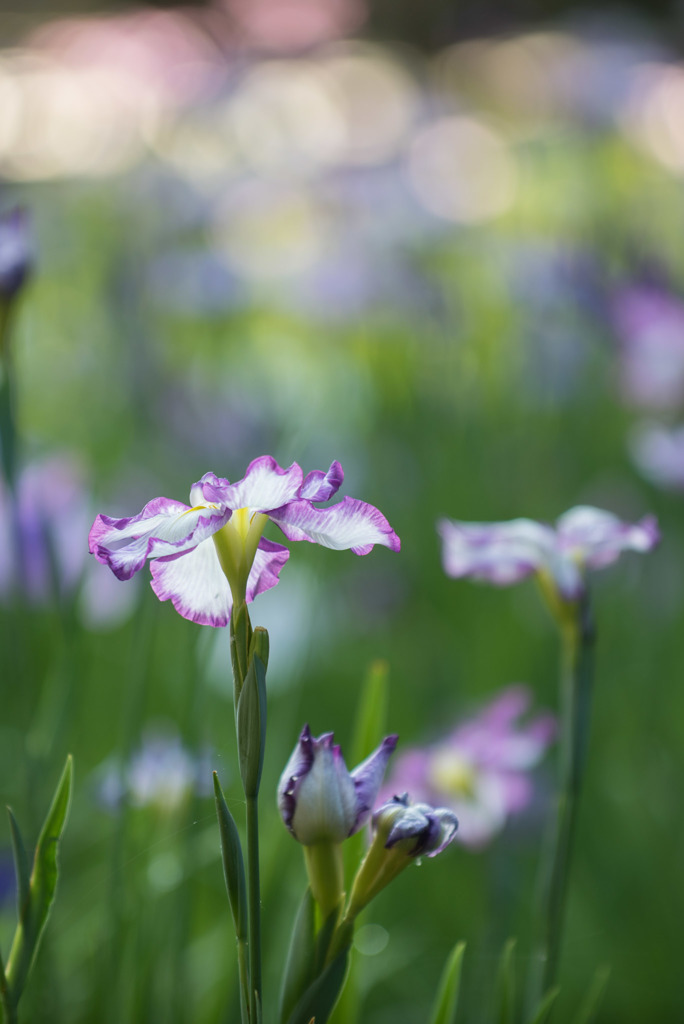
[89,498,231,581]
[270,497,401,554]
[438,517,554,585]
[222,456,303,512]
[150,538,234,627]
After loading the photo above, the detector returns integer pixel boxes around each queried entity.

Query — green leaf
[350,660,389,768]
[7,809,30,919]
[345,660,390,887]
[572,966,610,1024]
[212,772,247,941]
[428,941,465,1024]
[236,654,267,798]
[526,987,560,1024]
[6,754,73,1008]
[495,938,517,1024]
[285,949,349,1024]
[279,888,317,1024]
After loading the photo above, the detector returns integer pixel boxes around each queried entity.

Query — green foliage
[428,941,466,1024]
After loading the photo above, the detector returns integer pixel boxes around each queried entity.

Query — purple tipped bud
[277,725,397,846]
[373,794,459,858]
[0,208,32,303]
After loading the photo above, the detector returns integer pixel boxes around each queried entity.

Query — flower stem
[246,793,262,1022]
[532,597,595,1003]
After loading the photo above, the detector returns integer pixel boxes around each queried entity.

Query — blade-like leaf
[344,661,390,887]
[286,949,349,1024]
[7,809,30,919]
[350,660,389,768]
[428,941,466,1024]
[6,754,73,1007]
[572,966,610,1024]
[236,654,267,798]
[495,938,517,1024]
[279,888,317,1024]
[526,987,560,1024]
[213,772,247,941]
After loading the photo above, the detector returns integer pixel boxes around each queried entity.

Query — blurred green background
[1,2,683,1022]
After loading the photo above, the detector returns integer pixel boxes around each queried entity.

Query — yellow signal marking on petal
[181,503,218,516]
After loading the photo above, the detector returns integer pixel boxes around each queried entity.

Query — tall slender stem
[534,597,595,1001]
[246,794,262,1021]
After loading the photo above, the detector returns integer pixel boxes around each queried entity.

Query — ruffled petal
[270,496,401,555]
[220,456,303,512]
[299,461,344,501]
[150,538,233,627]
[89,498,231,581]
[438,517,555,586]
[556,505,660,570]
[245,538,290,603]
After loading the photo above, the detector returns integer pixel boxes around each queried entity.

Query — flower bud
[278,725,397,846]
[372,794,459,857]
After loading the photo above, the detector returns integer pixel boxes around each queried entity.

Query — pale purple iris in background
[630,422,684,491]
[90,455,399,627]
[438,505,659,602]
[0,454,136,627]
[380,686,555,848]
[278,725,397,845]
[96,730,212,813]
[612,286,684,410]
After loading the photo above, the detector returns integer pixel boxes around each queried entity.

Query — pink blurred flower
[380,686,556,848]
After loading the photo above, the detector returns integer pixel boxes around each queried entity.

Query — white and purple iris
[278,725,398,846]
[438,505,659,602]
[380,686,555,848]
[89,455,400,627]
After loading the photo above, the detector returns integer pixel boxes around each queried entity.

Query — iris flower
[438,505,659,602]
[89,455,400,627]
[380,686,555,848]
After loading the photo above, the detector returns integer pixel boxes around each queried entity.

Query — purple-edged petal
[221,456,303,512]
[556,505,661,570]
[299,461,344,501]
[245,538,290,602]
[270,496,401,554]
[376,796,459,857]
[438,517,555,586]
[277,724,316,834]
[350,735,398,830]
[89,498,231,581]
[150,538,233,627]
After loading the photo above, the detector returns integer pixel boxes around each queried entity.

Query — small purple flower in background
[612,286,684,409]
[438,505,659,603]
[278,725,397,846]
[380,686,555,848]
[89,455,400,627]
[0,454,137,627]
[0,207,32,305]
[96,730,212,814]
[629,422,684,491]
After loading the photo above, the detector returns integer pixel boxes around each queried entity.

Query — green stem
[534,597,595,1001]
[246,794,262,1022]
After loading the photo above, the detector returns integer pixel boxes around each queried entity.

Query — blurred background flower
[381,686,555,847]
